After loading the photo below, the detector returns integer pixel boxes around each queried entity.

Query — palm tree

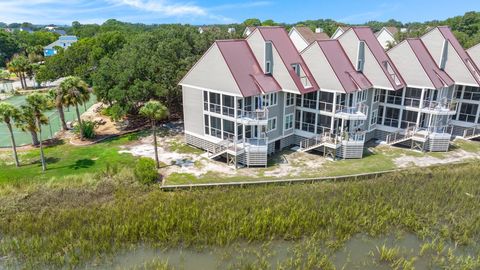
[59,76,90,139]
[48,88,68,131]
[0,103,21,167]
[16,105,47,146]
[25,93,51,172]
[139,101,169,169]
[7,55,30,90]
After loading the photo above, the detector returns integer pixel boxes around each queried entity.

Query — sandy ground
[394,146,480,168]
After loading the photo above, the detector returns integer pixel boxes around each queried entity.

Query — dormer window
[265,41,273,74]
[357,41,365,72]
[440,40,448,70]
[292,63,300,76]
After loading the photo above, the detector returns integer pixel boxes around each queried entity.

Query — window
[458,103,478,123]
[295,110,301,129]
[262,93,278,107]
[292,63,300,76]
[383,107,400,127]
[370,109,378,129]
[285,114,294,130]
[316,114,331,134]
[404,87,422,107]
[356,90,367,103]
[455,85,463,99]
[265,41,273,74]
[357,41,365,72]
[203,91,208,110]
[223,120,235,140]
[209,92,221,113]
[222,94,235,117]
[301,111,316,133]
[204,115,209,135]
[319,91,334,112]
[385,89,402,105]
[286,93,295,107]
[377,106,384,125]
[302,91,317,109]
[267,117,277,132]
[210,116,222,138]
[462,86,480,101]
[401,110,418,128]
[373,89,381,103]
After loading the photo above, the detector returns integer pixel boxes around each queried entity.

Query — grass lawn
[0,135,138,185]
[164,139,480,185]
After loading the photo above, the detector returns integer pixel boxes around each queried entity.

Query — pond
[84,233,478,269]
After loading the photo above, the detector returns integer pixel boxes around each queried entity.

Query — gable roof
[351,27,406,90]
[379,26,399,37]
[216,40,281,97]
[256,26,319,93]
[331,26,350,38]
[437,26,480,86]
[406,38,454,89]
[314,40,372,93]
[243,26,256,36]
[44,36,78,49]
[467,42,480,67]
[293,26,330,43]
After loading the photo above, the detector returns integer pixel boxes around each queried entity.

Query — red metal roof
[406,39,454,89]
[256,27,320,93]
[316,40,372,93]
[351,27,406,90]
[294,26,330,43]
[437,26,480,86]
[216,40,281,97]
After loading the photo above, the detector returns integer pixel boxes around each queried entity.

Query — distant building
[19,27,33,33]
[289,26,330,52]
[44,36,78,57]
[375,27,399,50]
[227,28,236,34]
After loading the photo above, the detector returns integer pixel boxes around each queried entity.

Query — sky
[0,0,479,26]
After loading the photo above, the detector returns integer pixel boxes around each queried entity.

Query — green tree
[59,76,90,139]
[0,103,21,167]
[16,105,47,146]
[243,18,262,26]
[0,31,19,67]
[48,88,68,131]
[25,93,52,172]
[262,19,277,26]
[7,54,29,89]
[139,100,169,168]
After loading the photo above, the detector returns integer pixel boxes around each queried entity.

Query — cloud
[109,0,207,16]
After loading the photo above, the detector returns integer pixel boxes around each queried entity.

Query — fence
[0,96,96,147]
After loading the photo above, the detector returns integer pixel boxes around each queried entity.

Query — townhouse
[180,25,480,168]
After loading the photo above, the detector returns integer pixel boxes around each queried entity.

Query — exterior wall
[181,44,242,96]
[302,43,345,91]
[388,41,434,89]
[331,29,345,39]
[376,30,395,50]
[247,30,300,93]
[183,86,205,136]
[289,29,309,52]
[468,44,480,68]
[266,92,285,141]
[422,29,478,86]
[338,30,394,90]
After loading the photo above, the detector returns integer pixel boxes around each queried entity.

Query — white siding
[289,29,309,52]
[422,29,477,86]
[331,28,345,39]
[182,86,205,136]
[302,43,344,92]
[388,41,434,89]
[468,44,480,68]
[376,29,395,50]
[338,30,394,90]
[180,43,242,96]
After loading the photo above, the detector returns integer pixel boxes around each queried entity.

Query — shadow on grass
[69,159,96,170]
[25,157,61,166]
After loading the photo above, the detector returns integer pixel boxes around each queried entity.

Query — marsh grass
[1,163,480,268]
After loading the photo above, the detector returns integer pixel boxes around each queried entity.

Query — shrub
[134,158,158,184]
[74,120,97,139]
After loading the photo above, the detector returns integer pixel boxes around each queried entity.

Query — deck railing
[237,108,268,121]
[335,102,368,116]
[422,98,457,112]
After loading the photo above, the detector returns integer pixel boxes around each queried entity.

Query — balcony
[420,98,458,115]
[237,108,269,125]
[335,103,368,120]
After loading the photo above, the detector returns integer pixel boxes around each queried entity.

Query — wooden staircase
[208,140,231,159]
[299,133,340,153]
